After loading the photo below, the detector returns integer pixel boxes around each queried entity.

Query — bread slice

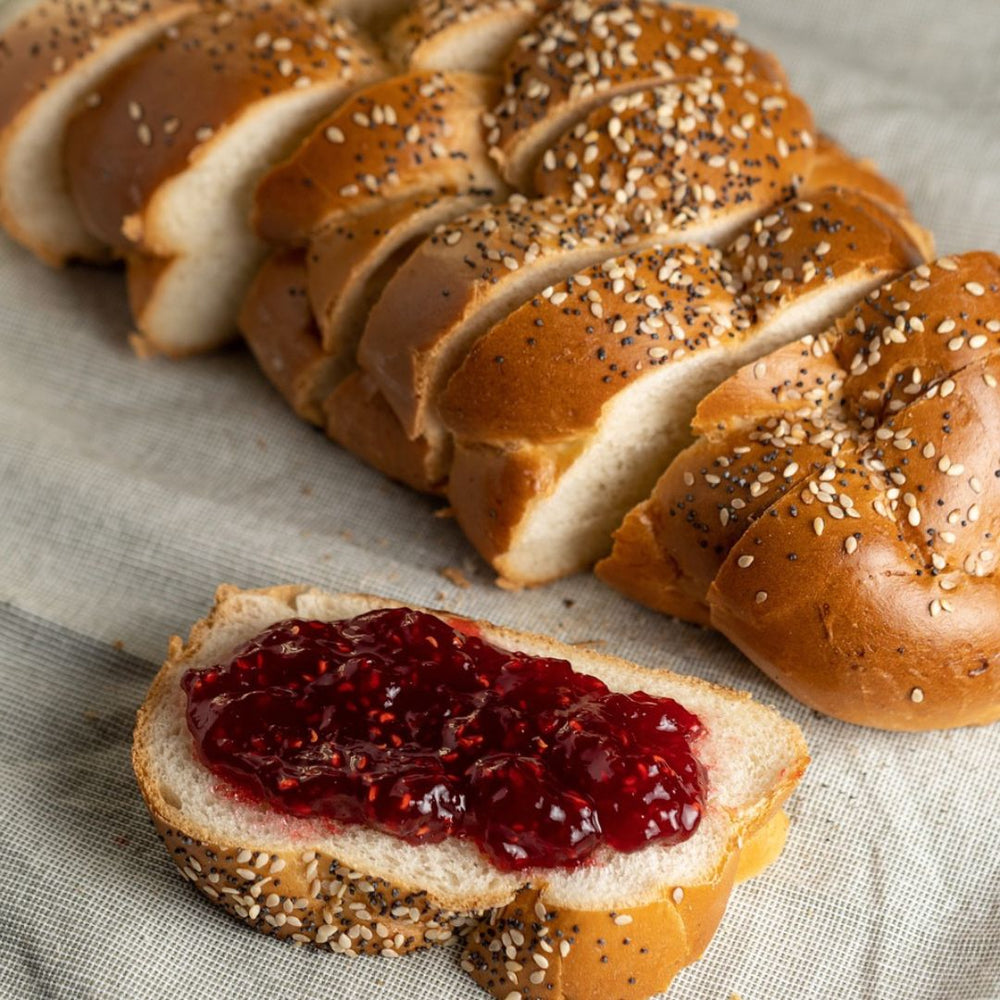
[64,1,385,355]
[0,0,199,264]
[307,191,489,354]
[487,1,789,189]
[437,188,923,585]
[254,70,505,246]
[134,584,808,999]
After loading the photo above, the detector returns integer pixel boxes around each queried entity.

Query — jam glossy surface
[183,609,706,871]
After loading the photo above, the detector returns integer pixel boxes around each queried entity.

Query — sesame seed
[613,914,633,926]
[964,282,986,297]
[738,555,755,569]
[910,687,925,703]
[755,591,768,604]
[813,517,825,536]
[672,887,685,904]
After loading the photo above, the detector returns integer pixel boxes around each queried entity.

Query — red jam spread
[183,609,706,871]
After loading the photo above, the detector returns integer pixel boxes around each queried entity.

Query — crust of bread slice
[385,0,542,74]
[253,70,504,246]
[324,371,450,493]
[238,249,339,425]
[134,584,808,999]
[0,0,198,264]
[487,1,788,189]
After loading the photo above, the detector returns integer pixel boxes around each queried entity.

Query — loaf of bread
[134,584,808,1000]
[598,252,1000,730]
[11,0,994,734]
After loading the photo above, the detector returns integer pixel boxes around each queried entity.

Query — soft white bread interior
[134,584,808,999]
[0,0,199,264]
[64,0,385,355]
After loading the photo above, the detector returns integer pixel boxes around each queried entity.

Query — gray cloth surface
[1,1,998,997]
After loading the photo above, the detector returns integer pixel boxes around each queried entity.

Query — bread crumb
[112,639,124,651]
[495,576,522,591]
[300,485,313,497]
[434,506,456,519]
[441,566,471,589]
[570,639,607,650]
[128,332,159,359]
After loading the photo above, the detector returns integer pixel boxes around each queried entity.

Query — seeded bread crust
[134,584,808,999]
[385,0,541,74]
[600,253,1000,730]
[487,1,788,189]
[253,70,505,246]
[65,1,382,253]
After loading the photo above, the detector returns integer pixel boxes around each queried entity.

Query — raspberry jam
[183,609,706,871]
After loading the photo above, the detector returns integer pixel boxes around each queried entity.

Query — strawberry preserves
[183,608,706,871]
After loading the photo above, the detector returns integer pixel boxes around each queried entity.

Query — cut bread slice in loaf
[598,252,1000,730]
[438,188,923,585]
[134,583,808,999]
[0,0,199,264]
[487,1,788,189]
[254,70,505,246]
[64,1,385,354]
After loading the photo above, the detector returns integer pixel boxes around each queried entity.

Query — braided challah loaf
[6,0,995,736]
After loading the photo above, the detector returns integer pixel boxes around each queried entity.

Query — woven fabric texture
[0,1,998,998]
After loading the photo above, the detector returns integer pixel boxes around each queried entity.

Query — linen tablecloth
[1,1,998,997]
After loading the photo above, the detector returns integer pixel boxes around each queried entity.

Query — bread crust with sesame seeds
[599,252,1000,730]
[253,70,505,246]
[385,0,543,74]
[134,583,808,1000]
[61,0,385,354]
[531,77,815,215]
[487,0,788,189]
[0,0,200,264]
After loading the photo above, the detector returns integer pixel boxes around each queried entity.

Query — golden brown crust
[253,70,503,245]
[324,371,450,493]
[134,584,808,1000]
[440,245,740,443]
[65,1,381,252]
[532,78,815,225]
[487,1,789,188]
[239,248,340,424]
[306,191,488,352]
[602,253,1000,729]
[357,194,642,442]
[804,134,934,261]
[386,0,541,73]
